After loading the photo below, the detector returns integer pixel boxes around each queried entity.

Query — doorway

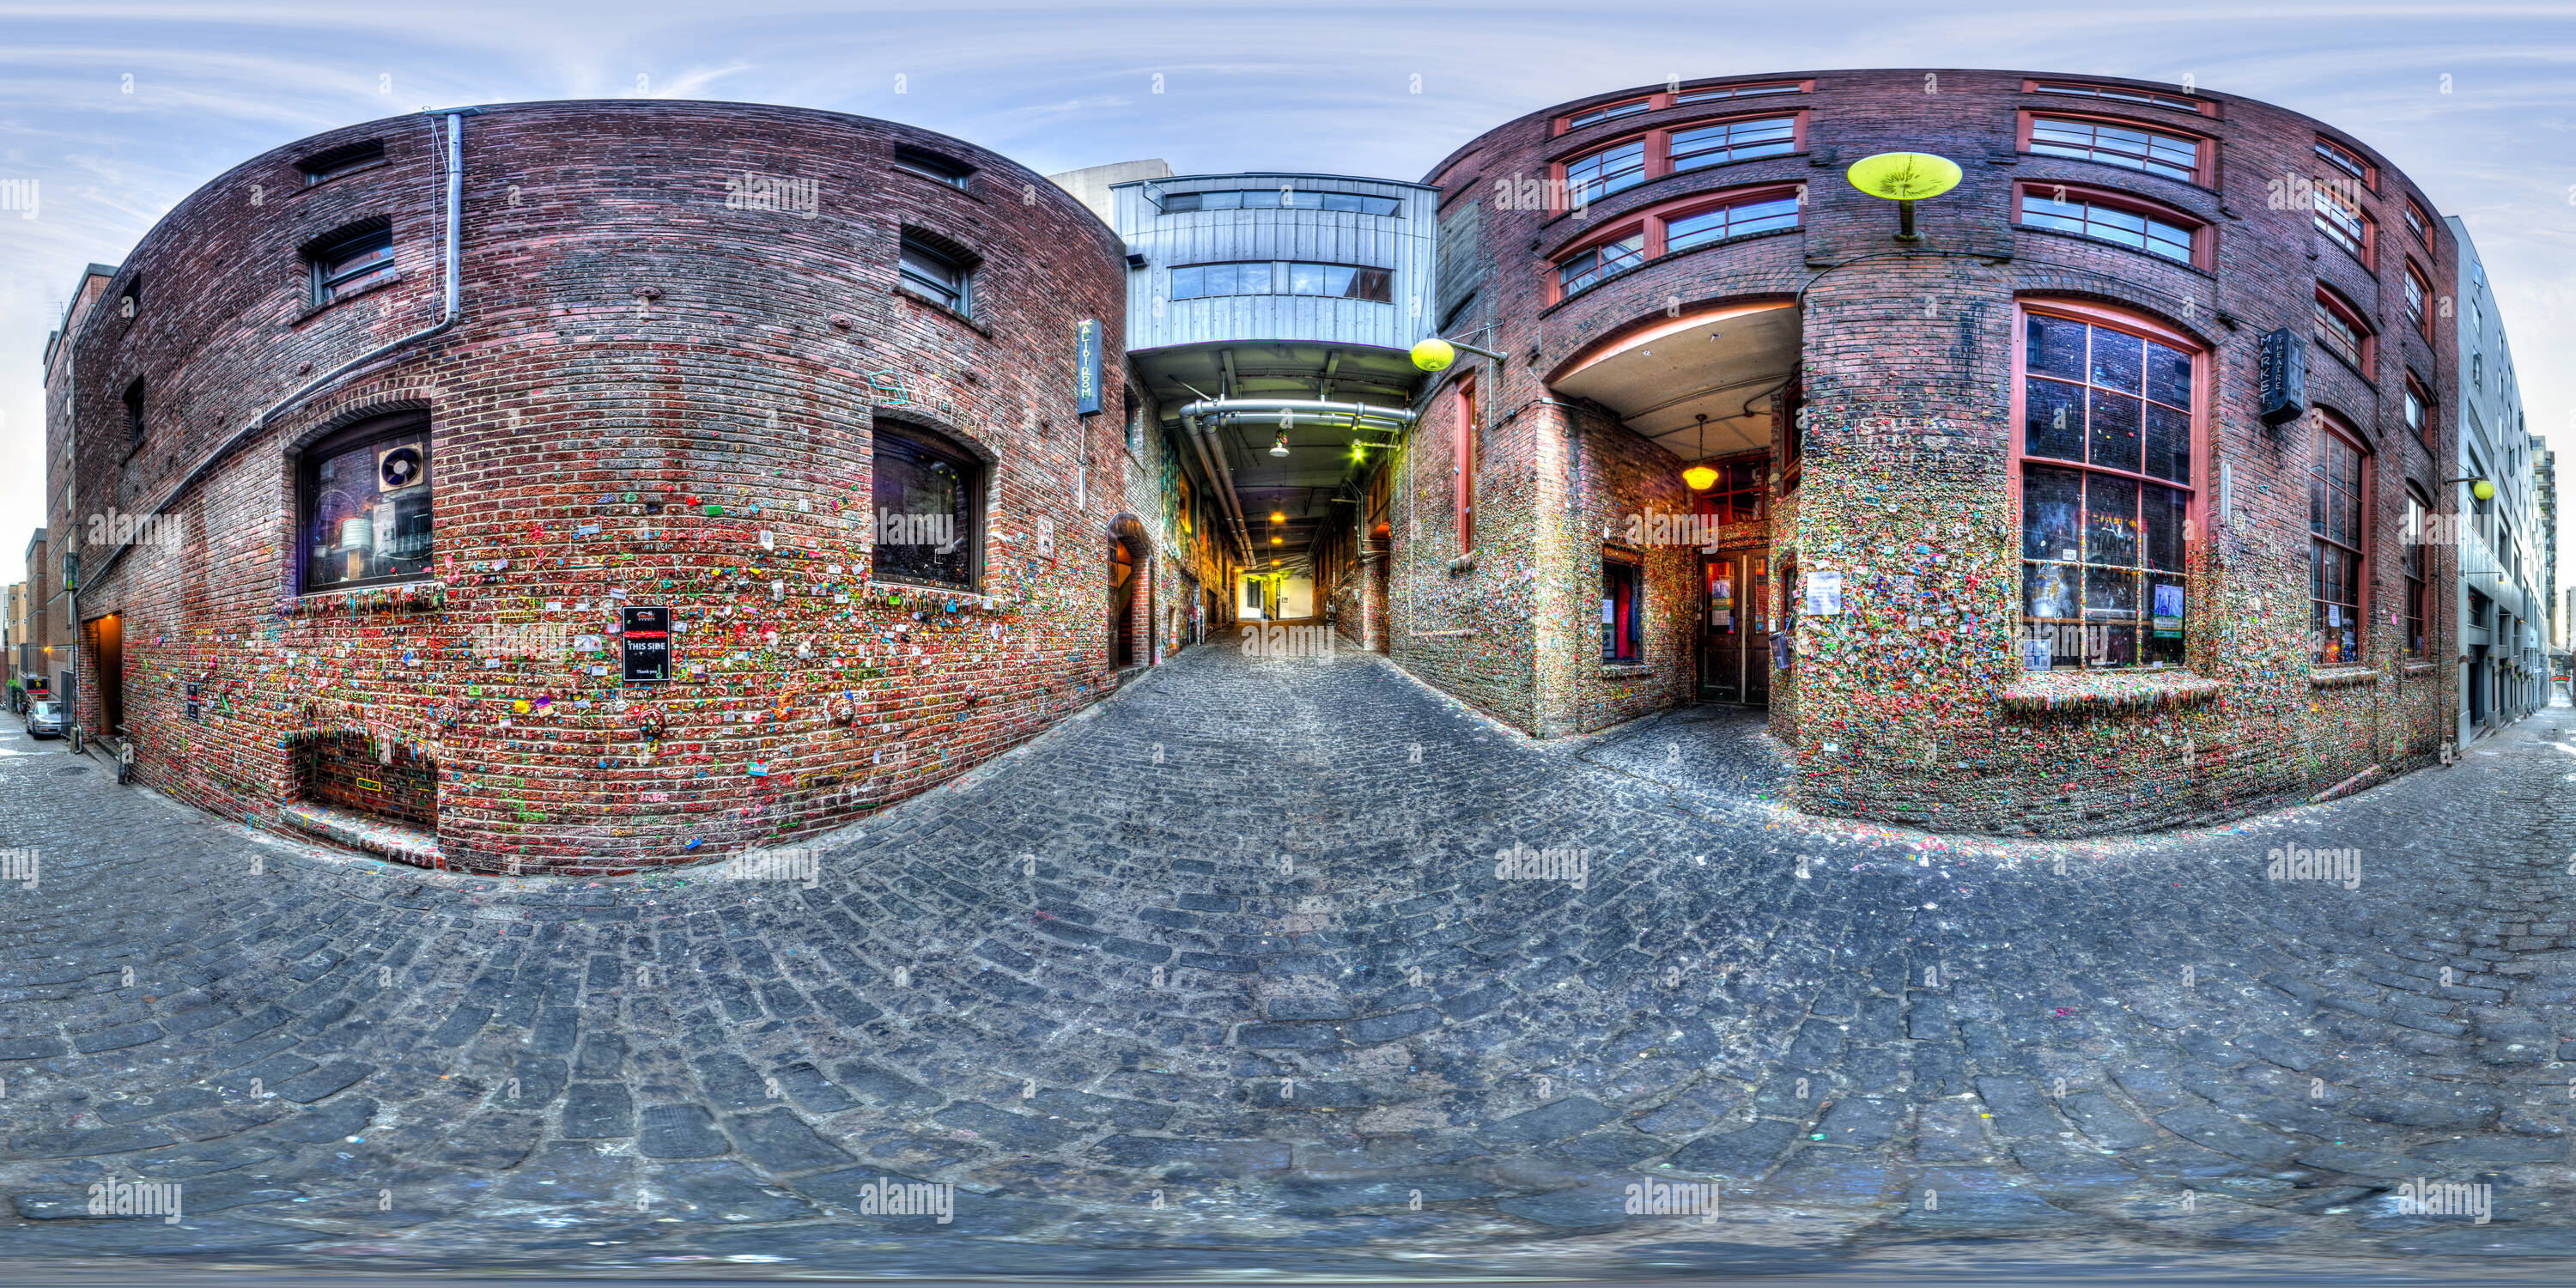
[1110,535,1139,668]
[92,613,125,738]
[1698,550,1770,705]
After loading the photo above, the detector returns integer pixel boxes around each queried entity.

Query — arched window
[869,421,981,591]
[300,412,432,592]
[2017,303,2198,670]
[2310,409,2371,665]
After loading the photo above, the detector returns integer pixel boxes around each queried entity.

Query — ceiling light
[1682,465,1718,490]
[1271,432,1290,457]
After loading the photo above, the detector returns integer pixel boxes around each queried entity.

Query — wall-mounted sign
[2022,636,2054,671]
[2258,327,2306,428]
[622,606,672,684]
[185,682,202,723]
[1073,319,1103,416]
[1802,569,1843,617]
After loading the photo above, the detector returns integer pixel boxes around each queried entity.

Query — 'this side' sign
[622,606,672,684]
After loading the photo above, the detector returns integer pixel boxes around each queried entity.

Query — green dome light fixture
[1846,151,1963,243]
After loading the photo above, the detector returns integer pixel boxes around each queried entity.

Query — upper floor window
[2313,287,2371,369]
[1564,97,1651,129]
[299,140,384,185]
[1564,138,1648,204]
[2027,115,2203,184]
[870,422,981,591]
[1557,231,1643,295]
[301,414,432,593]
[2403,197,2432,245]
[2313,136,2375,188]
[2019,307,2196,670]
[123,378,145,447]
[1674,82,1802,105]
[1668,116,1798,173]
[307,220,395,307]
[2313,182,2372,264]
[893,146,972,189]
[1692,455,1768,523]
[2017,184,2199,264]
[2403,263,2431,337]
[1170,261,1390,302]
[1663,191,1800,252]
[1161,187,1401,216]
[898,233,974,315]
[2404,376,2432,447]
[1455,377,1478,553]
[2028,82,2206,112]
[2309,414,2369,665]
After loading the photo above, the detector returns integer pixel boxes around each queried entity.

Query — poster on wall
[1802,569,1843,617]
[2022,635,2054,671]
[622,606,672,684]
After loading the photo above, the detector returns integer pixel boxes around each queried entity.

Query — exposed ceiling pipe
[1182,410,1255,563]
[1175,398,1419,432]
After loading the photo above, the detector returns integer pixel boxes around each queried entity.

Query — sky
[2,0,2572,618]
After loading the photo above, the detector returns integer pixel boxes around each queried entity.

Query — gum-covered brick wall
[58,100,1135,873]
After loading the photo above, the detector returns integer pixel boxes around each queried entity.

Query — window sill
[288,579,447,616]
[1535,150,1810,239]
[295,271,405,325]
[2401,659,2439,676]
[1996,668,2223,715]
[891,165,984,203]
[1600,663,1658,680]
[893,285,992,337]
[2310,665,2380,690]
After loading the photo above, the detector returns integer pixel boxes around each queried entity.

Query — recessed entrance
[1110,532,1141,669]
[1699,550,1771,706]
[90,613,125,738]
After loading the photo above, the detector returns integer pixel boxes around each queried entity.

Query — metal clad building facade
[1115,173,1439,352]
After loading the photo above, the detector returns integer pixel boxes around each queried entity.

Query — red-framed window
[2015,302,2201,670]
[1564,96,1652,130]
[2014,181,2206,267]
[1557,228,1645,295]
[1548,184,1804,301]
[2309,411,2371,665]
[2024,80,2215,115]
[2402,486,2430,657]
[2403,197,2433,246]
[1455,376,1479,553]
[2403,262,2432,338]
[1691,454,1770,524]
[1601,555,1642,661]
[2313,286,2372,371]
[1564,137,1649,204]
[2022,112,2211,185]
[1555,80,1811,132]
[1668,115,1799,173]
[2314,136,2376,190]
[1552,112,1808,204]
[2313,181,2373,265]
[2403,374,2433,449]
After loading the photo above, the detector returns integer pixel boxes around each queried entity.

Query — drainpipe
[1180,411,1254,565]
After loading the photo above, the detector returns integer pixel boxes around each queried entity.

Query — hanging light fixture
[1680,412,1718,490]
[1846,151,1963,242]
[1271,431,1291,457]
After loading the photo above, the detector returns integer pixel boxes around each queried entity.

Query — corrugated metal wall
[1113,174,1438,352]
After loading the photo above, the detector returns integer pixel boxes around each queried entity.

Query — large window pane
[2143,402,2191,483]
[304,425,432,592]
[2088,388,2142,473]
[2026,378,2084,461]
[2023,465,2084,561]
[872,429,978,590]
[2085,472,2140,568]
[2088,326,2142,392]
[2145,340,2191,406]
[2027,313,2087,379]
[2145,483,2188,571]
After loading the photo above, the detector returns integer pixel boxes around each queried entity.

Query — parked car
[23,700,64,738]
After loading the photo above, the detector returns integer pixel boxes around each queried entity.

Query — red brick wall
[59,100,1132,872]
[1402,68,2458,834]
[296,732,437,825]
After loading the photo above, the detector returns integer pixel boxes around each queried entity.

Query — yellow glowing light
[1682,465,1719,490]
[1271,536,1284,544]
[1846,152,1963,201]
[2472,478,2497,501]
[1270,511,1287,524]
[1410,338,1456,372]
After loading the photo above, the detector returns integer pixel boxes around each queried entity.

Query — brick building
[49,100,1198,872]
[1379,69,2462,835]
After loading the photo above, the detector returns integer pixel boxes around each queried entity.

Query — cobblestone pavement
[3,643,2574,1279]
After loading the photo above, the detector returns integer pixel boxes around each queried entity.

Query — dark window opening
[1602,557,1642,661]
[123,379,145,447]
[301,414,432,593]
[893,145,973,189]
[1161,188,1400,216]
[2309,420,2368,665]
[870,423,981,591]
[300,140,385,185]
[2403,489,2429,657]
[307,219,395,307]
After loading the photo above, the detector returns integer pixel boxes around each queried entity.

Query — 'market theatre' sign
[622,606,671,683]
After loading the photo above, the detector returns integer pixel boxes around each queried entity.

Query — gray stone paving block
[264,1097,377,1144]
[2151,1106,2300,1163]
[833,1060,941,1109]
[1668,1119,1799,1176]
[725,1108,855,1170]
[273,1060,375,1103]
[1091,1135,1293,1177]
[498,1140,635,1203]
[933,1101,1079,1152]
[646,1159,819,1222]
[563,1082,636,1139]
[639,1104,730,1159]
[1478,1097,1614,1145]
